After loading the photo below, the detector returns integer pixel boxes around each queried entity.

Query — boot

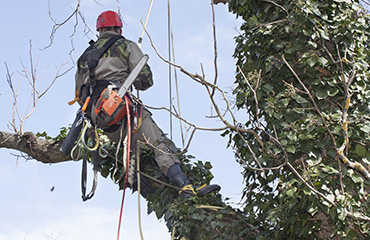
[167,164,221,199]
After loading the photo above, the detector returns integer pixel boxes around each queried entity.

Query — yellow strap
[137,117,142,130]
[68,91,80,106]
[179,184,196,196]
[196,184,207,191]
[133,117,142,134]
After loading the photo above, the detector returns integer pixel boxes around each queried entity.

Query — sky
[0,0,243,239]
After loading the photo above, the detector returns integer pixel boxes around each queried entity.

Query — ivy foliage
[47,0,370,238]
[49,127,259,239]
[95,143,260,239]
[229,0,370,239]
[138,149,259,240]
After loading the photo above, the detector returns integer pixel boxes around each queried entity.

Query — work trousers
[104,108,180,176]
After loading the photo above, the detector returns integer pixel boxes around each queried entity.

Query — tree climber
[70,10,220,198]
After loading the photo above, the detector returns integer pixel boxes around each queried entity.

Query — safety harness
[78,35,145,201]
[79,35,123,201]
[81,34,123,113]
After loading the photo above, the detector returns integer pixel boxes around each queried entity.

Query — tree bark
[214,0,229,4]
[0,131,72,163]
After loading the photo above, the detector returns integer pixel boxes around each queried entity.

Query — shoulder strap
[87,35,124,94]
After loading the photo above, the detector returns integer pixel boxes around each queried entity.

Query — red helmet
[96,11,123,30]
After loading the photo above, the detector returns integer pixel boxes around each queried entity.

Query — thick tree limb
[0,131,71,163]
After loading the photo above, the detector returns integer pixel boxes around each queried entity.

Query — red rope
[116,95,132,240]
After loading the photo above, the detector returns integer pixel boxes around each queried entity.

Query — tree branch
[0,131,71,164]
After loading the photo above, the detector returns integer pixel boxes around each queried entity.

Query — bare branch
[5,62,20,134]
[5,42,72,135]
[143,19,266,152]
[45,0,81,49]
[0,131,71,164]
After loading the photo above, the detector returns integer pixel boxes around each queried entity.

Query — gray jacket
[74,31,153,105]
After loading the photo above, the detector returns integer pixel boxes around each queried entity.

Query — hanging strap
[81,128,100,201]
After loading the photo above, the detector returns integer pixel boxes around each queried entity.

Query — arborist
[69,10,220,199]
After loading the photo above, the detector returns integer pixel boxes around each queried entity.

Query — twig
[5,43,71,134]
[262,0,289,15]
[142,20,266,151]
[237,66,261,127]
[287,162,336,206]
[282,55,337,147]
[251,19,287,32]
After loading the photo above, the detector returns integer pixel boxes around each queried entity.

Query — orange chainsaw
[82,54,149,127]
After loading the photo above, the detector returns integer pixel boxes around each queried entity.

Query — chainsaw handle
[81,96,90,113]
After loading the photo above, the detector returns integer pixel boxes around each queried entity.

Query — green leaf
[328,88,339,97]
[315,88,328,99]
[312,6,321,16]
[307,158,321,166]
[287,145,296,153]
[263,83,274,93]
[360,124,370,133]
[351,174,363,184]
[354,144,367,157]
[204,161,213,170]
[317,57,329,66]
[286,189,294,197]
[321,165,339,174]
[292,94,308,104]
[306,56,317,67]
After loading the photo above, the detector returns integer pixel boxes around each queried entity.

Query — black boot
[167,164,221,199]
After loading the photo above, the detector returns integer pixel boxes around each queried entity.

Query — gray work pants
[105,108,180,176]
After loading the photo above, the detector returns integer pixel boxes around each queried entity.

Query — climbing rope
[137,141,145,239]
[69,119,99,160]
[167,0,173,140]
[138,0,154,49]
[116,95,132,240]
[114,0,189,237]
[167,0,184,146]
[81,119,100,152]
[112,126,127,184]
[116,2,154,238]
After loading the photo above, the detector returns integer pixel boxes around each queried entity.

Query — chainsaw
[84,54,149,128]
[61,54,149,156]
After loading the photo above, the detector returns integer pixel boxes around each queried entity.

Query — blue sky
[0,0,243,239]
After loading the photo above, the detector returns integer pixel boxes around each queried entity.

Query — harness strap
[68,90,81,106]
[81,129,100,201]
[87,35,123,92]
[80,35,124,111]
[79,32,122,198]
